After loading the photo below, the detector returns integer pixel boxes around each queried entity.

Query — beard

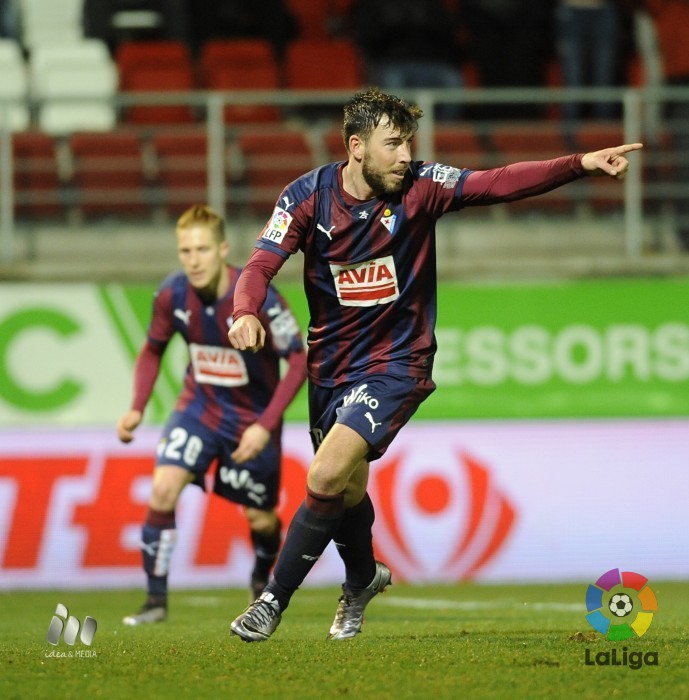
[362,152,406,195]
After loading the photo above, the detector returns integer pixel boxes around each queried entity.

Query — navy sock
[333,493,377,590]
[268,489,344,610]
[250,518,282,583]
[141,507,176,603]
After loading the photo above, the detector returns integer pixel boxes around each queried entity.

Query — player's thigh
[243,506,279,534]
[308,422,370,498]
[150,465,195,510]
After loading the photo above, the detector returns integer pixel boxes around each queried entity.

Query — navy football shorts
[308,374,436,461]
[155,411,280,510]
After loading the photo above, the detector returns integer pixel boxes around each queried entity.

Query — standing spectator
[643,0,689,249]
[462,0,553,119]
[0,0,19,39]
[555,0,623,122]
[347,0,464,120]
[118,204,307,625]
[188,0,298,58]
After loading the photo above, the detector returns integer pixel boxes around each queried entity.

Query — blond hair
[176,205,225,243]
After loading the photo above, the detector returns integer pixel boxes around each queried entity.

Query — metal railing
[1,85,688,265]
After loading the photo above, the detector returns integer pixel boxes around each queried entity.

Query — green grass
[1,582,687,700]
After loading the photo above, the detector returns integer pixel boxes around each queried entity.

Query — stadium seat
[322,126,347,162]
[115,39,191,76]
[0,39,30,131]
[235,128,315,216]
[198,39,281,124]
[19,0,84,51]
[489,124,573,214]
[433,124,489,170]
[116,40,197,124]
[12,131,64,218]
[489,124,569,164]
[153,131,210,215]
[284,39,364,90]
[286,0,330,39]
[29,41,118,134]
[68,131,149,217]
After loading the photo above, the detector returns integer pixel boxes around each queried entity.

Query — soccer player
[227,88,643,642]
[117,204,307,625]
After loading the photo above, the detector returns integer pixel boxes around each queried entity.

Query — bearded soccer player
[117,204,307,625]
[227,88,642,642]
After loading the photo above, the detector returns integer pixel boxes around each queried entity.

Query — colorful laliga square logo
[585,568,658,640]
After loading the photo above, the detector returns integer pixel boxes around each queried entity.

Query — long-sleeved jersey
[132,264,305,437]
[234,156,585,387]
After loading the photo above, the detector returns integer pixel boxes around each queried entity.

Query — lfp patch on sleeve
[329,255,399,307]
[261,207,293,245]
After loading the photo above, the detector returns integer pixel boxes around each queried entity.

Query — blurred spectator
[83,0,190,52]
[346,0,464,120]
[188,0,298,58]
[0,0,19,39]
[462,0,552,119]
[643,0,689,250]
[555,0,624,121]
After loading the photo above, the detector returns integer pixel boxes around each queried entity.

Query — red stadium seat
[284,39,364,90]
[68,131,149,217]
[12,132,63,219]
[199,39,281,124]
[322,126,347,161]
[489,124,573,214]
[434,124,488,170]
[116,40,191,76]
[116,40,197,124]
[236,128,315,216]
[153,131,209,215]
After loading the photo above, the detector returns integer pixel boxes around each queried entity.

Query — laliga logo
[585,568,658,640]
[369,451,516,580]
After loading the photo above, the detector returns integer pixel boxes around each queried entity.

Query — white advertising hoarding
[0,421,686,588]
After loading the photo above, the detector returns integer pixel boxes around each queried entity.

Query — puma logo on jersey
[174,309,192,325]
[330,255,399,307]
[282,195,294,210]
[317,223,335,240]
[364,412,382,433]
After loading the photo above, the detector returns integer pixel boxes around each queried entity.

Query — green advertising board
[107,277,689,422]
[0,278,688,425]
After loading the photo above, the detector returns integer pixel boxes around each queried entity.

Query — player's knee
[245,507,278,535]
[150,472,187,510]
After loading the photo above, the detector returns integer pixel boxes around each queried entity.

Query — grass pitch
[1,582,687,700]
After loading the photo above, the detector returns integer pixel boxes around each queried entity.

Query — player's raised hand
[117,409,142,443]
[581,143,643,179]
[228,314,266,352]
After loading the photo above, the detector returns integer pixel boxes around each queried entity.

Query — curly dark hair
[341,87,423,153]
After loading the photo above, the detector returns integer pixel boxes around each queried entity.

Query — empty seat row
[0,38,118,134]
[0,36,365,134]
[10,121,645,222]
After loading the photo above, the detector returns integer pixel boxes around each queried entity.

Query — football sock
[333,492,377,590]
[268,488,345,610]
[250,517,282,583]
[141,507,177,604]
